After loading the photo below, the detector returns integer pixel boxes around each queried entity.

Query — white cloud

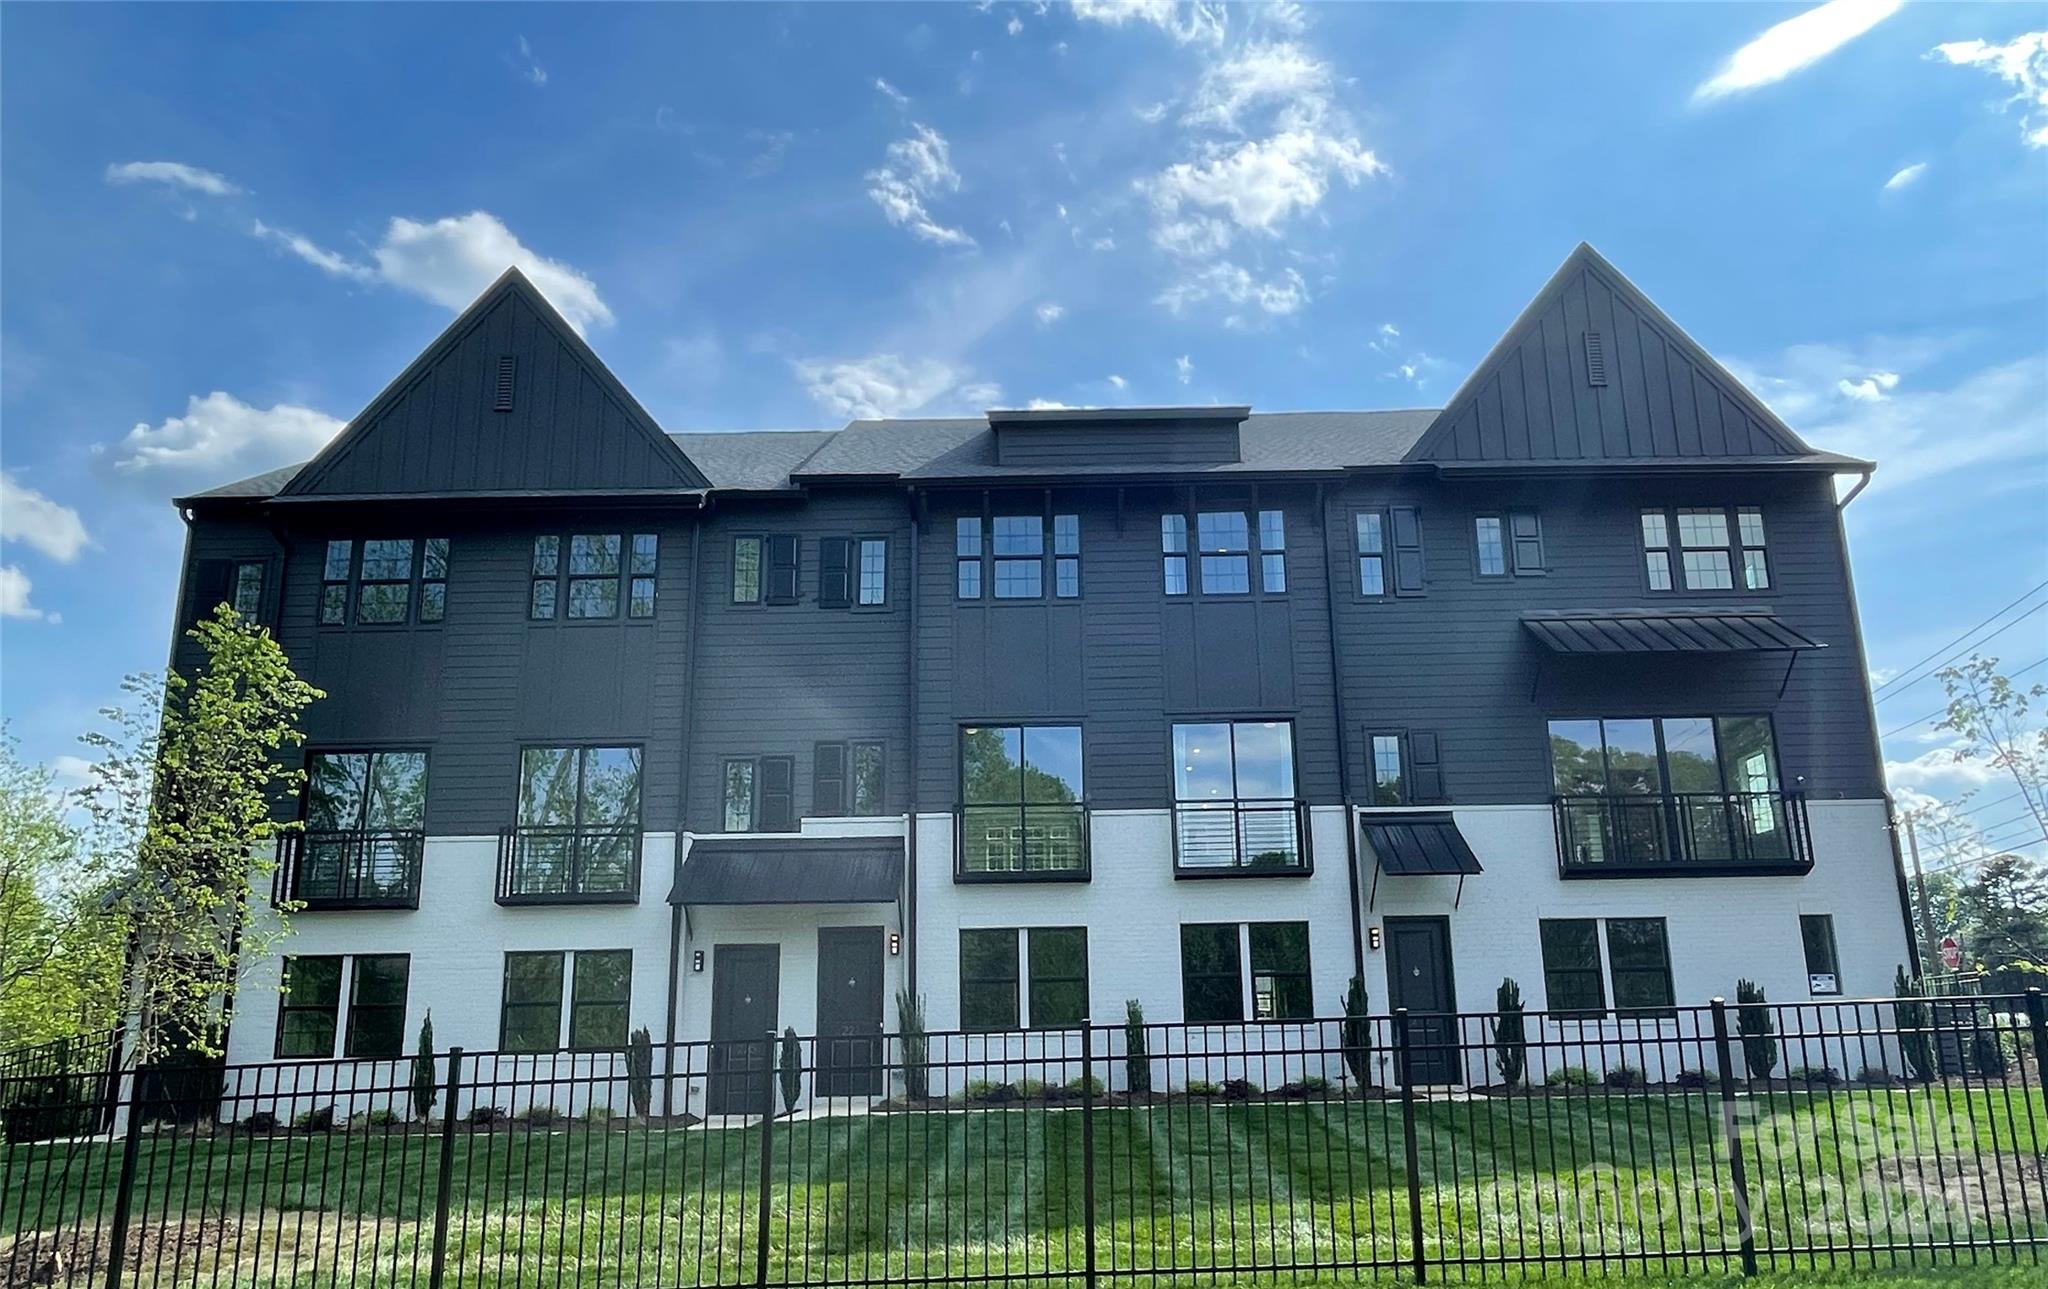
[1007,15,1023,35]
[1693,0,1904,103]
[103,160,241,197]
[1158,261,1309,317]
[875,77,909,105]
[0,473,90,562]
[1883,162,1928,190]
[1072,0,1226,46]
[252,211,614,334]
[101,391,344,479]
[865,124,976,248]
[1107,373,1128,390]
[0,565,50,622]
[1135,101,1169,124]
[1184,39,1330,131]
[1885,742,2008,800]
[1930,32,2048,148]
[1025,398,1071,410]
[1145,129,1382,257]
[792,354,998,420]
[1035,301,1066,324]
[1836,370,1900,401]
[516,35,547,86]
[1175,354,1194,385]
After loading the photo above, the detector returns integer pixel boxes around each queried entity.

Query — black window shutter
[187,560,235,629]
[766,535,800,604]
[1390,507,1425,595]
[494,356,517,412]
[1409,731,1445,804]
[760,756,795,831]
[813,743,847,816]
[818,538,852,609]
[1510,512,1544,574]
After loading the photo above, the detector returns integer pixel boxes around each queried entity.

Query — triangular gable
[1407,244,1816,466]
[282,268,706,498]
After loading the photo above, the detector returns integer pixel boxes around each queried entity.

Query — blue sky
[2,1,2044,866]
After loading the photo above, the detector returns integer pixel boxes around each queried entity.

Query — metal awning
[1522,610,1826,654]
[1361,812,1482,909]
[669,836,904,906]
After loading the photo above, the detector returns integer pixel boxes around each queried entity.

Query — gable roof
[277,268,708,500]
[1406,244,1836,468]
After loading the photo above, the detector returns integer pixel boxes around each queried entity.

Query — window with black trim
[343,955,410,1059]
[859,538,888,605]
[1160,508,1285,596]
[1641,506,1767,593]
[957,514,1078,600]
[1801,914,1841,995]
[276,955,344,1058]
[1370,733,1406,805]
[627,534,658,617]
[1475,516,1507,577]
[814,741,886,817]
[569,950,632,1050]
[960,928,1020,1031]
[321,539,449,625]
[529,534,656,619]
[732,536,764,603]
[819,537,888,609]
[232,561,267,616]
[1162,514,1189,595]
[1357,506,1422,595]
[509,746,642,898]
[1028,927,1088,1027]
[1354,511,1386,595]
[1249,922,1312,1020]
[1477,512,1544,578]
[1539,919,1605,1016]
[1364,729,1445,805]
[500,951,565,1052]
[959,725,1085,875]
[1171,720,1302,870]
[1180,921,1311,1022]
[956,518,983,599]
[723,755,794,831]
[1180,923,1243,1023]
[1606,918,1676,1015]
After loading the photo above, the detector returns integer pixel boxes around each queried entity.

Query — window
[500,952,566,1052]
[1180,924,1244,1023]
[723,755,794,831]
[299,750,428,903]
[322,539,449,625]
[1197,511,1250,594]
[530,534,655,619]
[1477,513,1543,578]
[1370,733,1405,806]
[1053,514,1080,598]
[959,928,1020,1031]
[276,955,343,1058]
[568,535,622,617]
[1475,516,1507,577]
[1258,509,1287,593]
[628,534,658,618]
[858,538,888,605]
[993,516,1043,598]
[1606,918,1675,1016]
[732,536,763,603]
[1162,514,1189,595]
[956,518,982,599]
[1548,717,1782,798]
[1249,922,1312,1020]
[1642,507,1767,593]
[343,955,410,1059]
[1539,920,1605,1016]
[821,537,887,609]
[569,950,631,1050]
[1171,720,1301,870]
[959,725,1086,875]
[511,746,642,896]
[814,741,886,816]
[1028,927,1089,1028]
[1355,512,1386,595]
[1801,914,1841,995]
[232,561,266,616]
[532,536,561,617]
[1365,729,1444,805]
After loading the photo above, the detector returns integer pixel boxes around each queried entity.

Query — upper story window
[814,741,886,817]
[1163,508,1286,596]
[1641,506,1767,592]
[959,725,1086,877]
[957,514,1079,601]
[285,750,429,910]
[1549,715,1780,800]
[321,538,448,625]
[1171,720,1304,873]
[723,755,795,832]
[531,534,657,620]
[1364,728,1445,805]
[1476,512,1544,577]
[1355,507,1424,597]
[232,561,266,616]
[503,746,642,902]
[820,537,888,608]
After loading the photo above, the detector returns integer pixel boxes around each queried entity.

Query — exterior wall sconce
[1368,925,1383,952]
[691,950,705,973]
[888,931,902,957]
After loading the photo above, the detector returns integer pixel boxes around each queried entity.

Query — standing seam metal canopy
[1522,611,1826,654]
[1359,814,1484,876]
[669,837,904,905]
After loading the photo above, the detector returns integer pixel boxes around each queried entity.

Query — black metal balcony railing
[273,829,424,910]
[496,825,643,904]
[955,802,1090,882]
[1553,790,1813,877]
[1173,799,1313,876]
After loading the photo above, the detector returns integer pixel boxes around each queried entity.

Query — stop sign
[1939,935,1962,971]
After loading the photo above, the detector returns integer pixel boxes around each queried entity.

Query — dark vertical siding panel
[1692,368,1729,456]
[1558,273,1607,459]
[1500,346,1532,460]
[1519,330,1556,460]
[1475,376,1507,461]
[1636,325,1680,458]
[1666,344,1704,456]
[1580,273,1630,458]
[1608,295,1657,456]
[1539,305,1579,459]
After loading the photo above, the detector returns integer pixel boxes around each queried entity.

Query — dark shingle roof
[177,464,309,504]
[668,430,837,491]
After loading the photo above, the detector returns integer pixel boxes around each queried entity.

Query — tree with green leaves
[1933,655,2047,842]
[77,605,322,1063]
[1952,853,2048,990]
[411,1012,437,1121]
[1493,977,1527,1088]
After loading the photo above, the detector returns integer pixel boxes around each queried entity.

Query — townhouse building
[169,244,1913,1107]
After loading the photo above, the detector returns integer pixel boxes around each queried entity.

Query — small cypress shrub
[627,1027,654,1119]
[1341,976,1371,1089]
[1124,999,1150,1094]
[410,1012,437,1122]
[778,1027,803,1114]
[1735,979,1778,1082]
[1493,977,1527,1088]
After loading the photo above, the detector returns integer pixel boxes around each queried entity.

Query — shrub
[627,1027,653,1118]
[1185,1079,1221,1097]
[517,1106,558,1128]
[778,1027,803,1113]
[1735,980,1778,1081]
[1298,1074,1332,1092]
[1855,1065,1899,1087]
[1016,1079,1048,1099]
[361,1108,398,1128]
[1791,1066,1841,1086]
[1341,976,1371,1089]
[1969,1024,2009,1078]
[897,989,929,1101]
[1603,1066,1644,1089]
[1893,966,1934,1082]
[240,1111,281,1133]
[1064,1074,1104,1097]
[1125,999,1150,1095]
[1545,1067,1596,1088]
[410,1011,436,1122]
[294,1107,335,1133]
[1221,1078,1258,1100]
[466,1106,506,1127]
[583,1106,613,1123]
[963,1080,1018,1104]
[1493,978,1527,1089]
[1674,1069,1720,1090]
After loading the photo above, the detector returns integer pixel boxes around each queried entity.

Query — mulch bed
[1,1215,243,1286]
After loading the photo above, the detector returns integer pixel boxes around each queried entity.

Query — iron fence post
[1080,1017,1098,1289]
[1395,1007,1426,1284]
[2027,989,2048,1087]
[756,1030,777,1288]
[101,1068,146,1289]
[428,1046,464,1289]
[1710,999,1757,1278]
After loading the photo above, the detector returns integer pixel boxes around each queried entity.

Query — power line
[1879,655,2048,739]
[1872,579,2048,700]
[1873,599,2048,704]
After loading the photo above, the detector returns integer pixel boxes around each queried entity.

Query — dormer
[987,406,1251,468]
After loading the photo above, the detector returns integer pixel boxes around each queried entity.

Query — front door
[1385,917,1459,1085]
[708,944,780,1115]
[815,926,886,1097]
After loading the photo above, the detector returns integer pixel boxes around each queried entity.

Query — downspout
[1316,483,1369,993]
[904,488,922,998]
[663,504,708,1116]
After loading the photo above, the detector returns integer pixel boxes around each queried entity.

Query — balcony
[496,825,642,904]
[274,830,423,910]
[1553,791,1812,878]
[955,803,1090,883]
[1173,800,1312,877]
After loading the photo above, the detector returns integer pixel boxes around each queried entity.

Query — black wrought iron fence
[4,992,2044,1287]
[0,1030,121,1143]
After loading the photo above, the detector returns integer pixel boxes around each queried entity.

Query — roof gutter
[1835,465,1876,511]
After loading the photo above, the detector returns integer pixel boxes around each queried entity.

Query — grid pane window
[1738,507,1770,589]
[1197,511,1250,594]
[1356,512,1386,595]
[1539,920,1604,1015]
[232,562,266,617]
[357,539,415,624]
[531,537,561,618]
[956,518,983,599]
[992,516,1044,598]
[1028,928,1089,1028]
[1645,507,1767,592]
[733,537,763,603]
[960,725,1085,875]
[321,541,353,624]
[1371,734,1405,806]
[1053,514,1080,598]
[1248,922,1312,1020]
[1258,509,1286,592]
[628,534,658,617]
[419,539,449,621]
[1180,924,1244,1023]
[567,535,623,617]
[501,952,566,1052]
[1640,511,1673,591]
[960,929,1020,1031]
[344,955,410,1059]
[1162,514,1189,595]
[1475,516,1506,576]
[858,538,888,606]
[569,950,632,1050]
[1606,918,1675,1015]
[277,956,344,1058]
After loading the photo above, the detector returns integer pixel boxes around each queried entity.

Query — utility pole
[1904,814,1938,976]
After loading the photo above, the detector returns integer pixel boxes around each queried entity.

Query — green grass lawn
[4,1086,2042,1287]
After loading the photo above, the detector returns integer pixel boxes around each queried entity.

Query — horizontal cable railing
[5,991,2043,1286]
[494,824,642,904]
[272,828,424,909]
[1173,798,1312,874]
[1554,790,1812,875]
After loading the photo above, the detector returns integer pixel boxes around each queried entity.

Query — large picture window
[1171,720,1302,872]
[959,725,1086,876]
[276,955,344,1059]
[569,950,632,1050]
[320,538,448,625]
[959,928,1020,1031]
[500,951,566,1052]
[343,955,410,1059]
[1180,921,1312,1023]
[507,746,642,899]
[1641,506,1767,593]
[530,533,657,619]
[294,750,427,906]
[1549,715,1788,867]
[1028,927,1089,1028]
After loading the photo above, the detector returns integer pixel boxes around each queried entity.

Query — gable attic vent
[1583,331,1608,387]
[493,355,517,412]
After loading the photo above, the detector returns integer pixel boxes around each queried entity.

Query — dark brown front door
[816,926,886,1096]
[1385,917,1459,1085]
[708,944,779,1114]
